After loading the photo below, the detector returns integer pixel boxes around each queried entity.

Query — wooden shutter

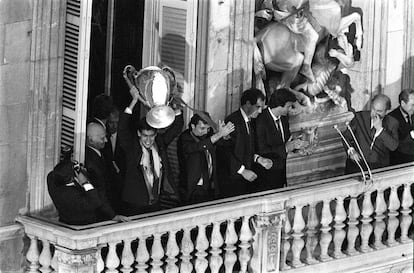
[61,0,93,162]
[142,0,198,190]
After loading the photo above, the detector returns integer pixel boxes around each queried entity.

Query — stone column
[347,0,389,111]
[402,0,414,90]
[27,0,66,212]
[55,246,100,273]
[200,0,255,121]
[250,212,284,273]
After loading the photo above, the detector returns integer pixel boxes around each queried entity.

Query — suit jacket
[84,146,116,219]
[388,107,414,164]
[220,109,256,178]
[178,129,218,201]
[102,133,126,211]
[47,171,114,225]
[255,108,290,188]
[118,112,183,213]
[343,111,399,173]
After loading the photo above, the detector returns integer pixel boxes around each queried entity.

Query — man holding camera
[47,158,128,225]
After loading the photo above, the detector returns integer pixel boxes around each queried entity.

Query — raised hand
[372,114,383,131]
[218,120,235,138]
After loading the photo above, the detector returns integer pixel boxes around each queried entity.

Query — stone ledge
[0,223,23,241]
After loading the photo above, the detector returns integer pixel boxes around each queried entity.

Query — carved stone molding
[54,246,100,272]
[252,211,284,272]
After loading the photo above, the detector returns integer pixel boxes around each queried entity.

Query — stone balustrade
[17,164,414,273]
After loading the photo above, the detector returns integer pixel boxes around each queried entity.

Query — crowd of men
[47,87,414,225]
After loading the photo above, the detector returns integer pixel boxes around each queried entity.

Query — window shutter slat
[60,0,92,161]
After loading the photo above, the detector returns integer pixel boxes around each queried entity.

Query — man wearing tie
[217,88,272,197]
[178,113,234,204]
[102,107,126,213]
[85,122,125,221]
[255,88,307,190]
[119,87,183,215]
[388,89,414,165]
[343,94,399,174]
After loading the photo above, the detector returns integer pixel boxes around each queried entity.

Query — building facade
[0,0,413,271]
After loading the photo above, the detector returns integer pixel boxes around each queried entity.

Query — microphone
[333,124,367,184]
[345,122,373,182]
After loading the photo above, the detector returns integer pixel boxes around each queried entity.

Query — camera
[73,160,81,174]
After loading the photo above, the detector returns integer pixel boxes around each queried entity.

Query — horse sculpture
[254,0,363,98]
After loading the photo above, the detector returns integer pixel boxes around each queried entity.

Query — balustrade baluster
[180,227,194,273]
[224,218,238,273]
[333,197,347,258]
[400,183,413,243]
[27,236,40,273]
[50,246,57,273]
[360,191,374,252]
[120,239,134,273]
[151,234,164,273]
[319,199,333,262]
[209,221,224,273]
[386,186,401,246]
[373,189,387,249]
[291,205,305,267]
[97,247,105,273]
[106,242,120,273]
[39,239,52,273]
[346,196,360,255]
[195,225,209,273]
[305,202,319,265]
[135,237,150,273]
[239,216,253,273]
[280,213,291,270]
[166,230,179,273]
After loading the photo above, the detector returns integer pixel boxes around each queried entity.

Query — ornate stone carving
[55,250,97,266]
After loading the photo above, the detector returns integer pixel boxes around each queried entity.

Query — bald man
[85,123,129,221]
[342,94,399,174]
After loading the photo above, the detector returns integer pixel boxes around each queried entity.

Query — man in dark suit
[119,88,183,215]
[89,94,113,130]
[178,113,234,204]
[217,88,272,198]
[84,122,129,221]
[255,88,308,190]
[388,89,414,165]
[102,107,126,213]
[47,159,127,225]
[343,94,399,174]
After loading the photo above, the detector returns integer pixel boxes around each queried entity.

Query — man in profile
[388,89,414,165]
[47,157,128,225]
[217,88,272,197]
[343,94,399,174]
[255,88,308,190]
[178,113,234,204]
[119,86,183,215]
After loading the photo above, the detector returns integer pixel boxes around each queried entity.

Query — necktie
[110,134,116,155]
[146,148,159,203]
[205,150,213,179]
[276,118,285,142]
[369,126,375,139]
[246,120,251,135]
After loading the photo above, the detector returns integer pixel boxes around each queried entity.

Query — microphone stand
[345,122,373,183]
[333,124,367,184]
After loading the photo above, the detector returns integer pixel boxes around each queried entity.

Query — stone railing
[17,164,414,273]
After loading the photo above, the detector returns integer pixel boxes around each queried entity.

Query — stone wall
[0,0,33,271]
